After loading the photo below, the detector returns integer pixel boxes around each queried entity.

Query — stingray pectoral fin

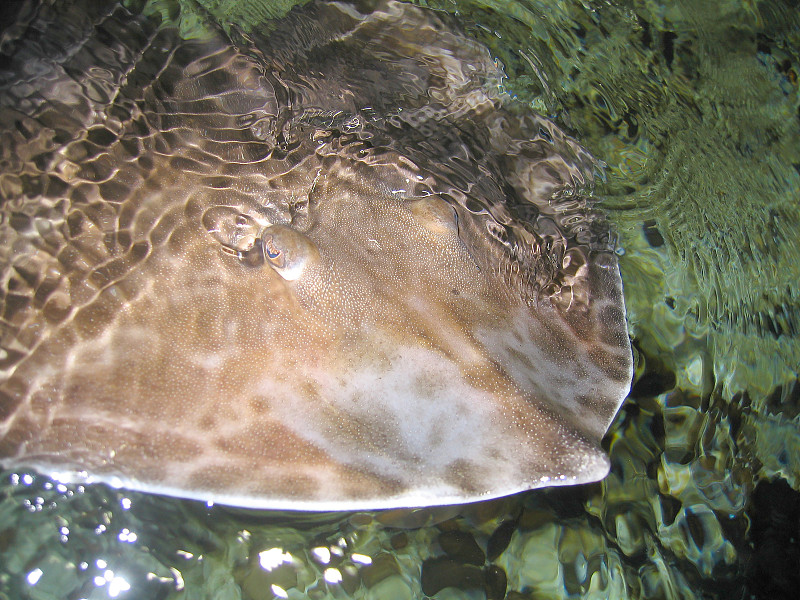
[21,413,399,507]
[0,319,613,511]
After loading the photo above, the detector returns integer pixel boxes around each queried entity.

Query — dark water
[1,0,799,599]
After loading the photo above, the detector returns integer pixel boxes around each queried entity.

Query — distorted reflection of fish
[0,0,632,510]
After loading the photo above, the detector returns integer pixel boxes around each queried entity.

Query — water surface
[1,0,799,599]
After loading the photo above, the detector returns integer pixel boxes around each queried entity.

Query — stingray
[0,0,632,510]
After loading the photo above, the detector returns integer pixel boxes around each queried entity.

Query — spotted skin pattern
[0,0,632,510]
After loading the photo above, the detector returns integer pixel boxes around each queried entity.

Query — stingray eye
[261,225,320,281]
[262,235,285,266]
[409,196,458,235]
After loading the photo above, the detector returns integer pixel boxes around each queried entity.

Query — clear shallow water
[1,0,799,599]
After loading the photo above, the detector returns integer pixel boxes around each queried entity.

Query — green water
[1,0,799,598]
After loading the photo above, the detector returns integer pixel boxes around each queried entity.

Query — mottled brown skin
[0,0,632,509]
